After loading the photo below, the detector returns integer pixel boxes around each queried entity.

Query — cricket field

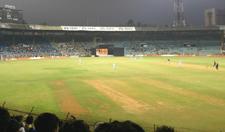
[0,56,224,132]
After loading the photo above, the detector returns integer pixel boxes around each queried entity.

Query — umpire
[213,61,216,67]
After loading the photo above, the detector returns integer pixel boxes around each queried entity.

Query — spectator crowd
[2,107,176,132]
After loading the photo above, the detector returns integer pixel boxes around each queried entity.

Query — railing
[0,22,223,32]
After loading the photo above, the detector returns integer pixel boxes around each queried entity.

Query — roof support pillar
[12,32,15,46]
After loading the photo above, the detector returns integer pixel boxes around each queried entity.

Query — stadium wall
[1,56,69,61]
[1,55,225,62]
[147,55,225,57]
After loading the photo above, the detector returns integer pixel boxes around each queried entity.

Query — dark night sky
[0,0,224,26]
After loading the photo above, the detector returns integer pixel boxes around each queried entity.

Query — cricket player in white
[135,56,137,60]
[131,56,133,61]
[140,56,142,61]
[52,55,54,60]
[79,58,81,64]
[179,60,182,67]
[113,62,116,70]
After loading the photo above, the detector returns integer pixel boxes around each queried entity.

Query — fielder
[1,55,3,61]
[216,62,219,70]
[113,62,116,70]
[140,56,142,61]
[79,58,81,64]
[135,56,137,60]
[179,60,182,68]
[131,56,133,61]
[51,55,54,60]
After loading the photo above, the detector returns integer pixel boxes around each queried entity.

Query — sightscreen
[114,48,124,56]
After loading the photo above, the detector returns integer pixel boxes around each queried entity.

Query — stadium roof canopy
[0,22,225,32]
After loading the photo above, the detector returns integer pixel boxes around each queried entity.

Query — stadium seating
[198,40,221,55]
[0,34,222,57]
[0,35,61,57]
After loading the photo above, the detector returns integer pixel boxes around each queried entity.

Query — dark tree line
[125,19,158,27]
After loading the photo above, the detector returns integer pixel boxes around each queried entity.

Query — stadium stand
[0,33,222,58]
[0,34,61,58]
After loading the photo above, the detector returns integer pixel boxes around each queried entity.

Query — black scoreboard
[0,5,23,24]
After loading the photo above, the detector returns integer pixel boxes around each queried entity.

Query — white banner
[29,25,43,30]
[220,26,225,30]
[23,44,30,47]
[31,57,41,59]
[0,24,10,28]
[5,5,15,9]
[163,55,175,57]
[70,56,79,58]
[61,26,136,31]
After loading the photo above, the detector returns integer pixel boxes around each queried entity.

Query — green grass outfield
[0,56,225,132]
